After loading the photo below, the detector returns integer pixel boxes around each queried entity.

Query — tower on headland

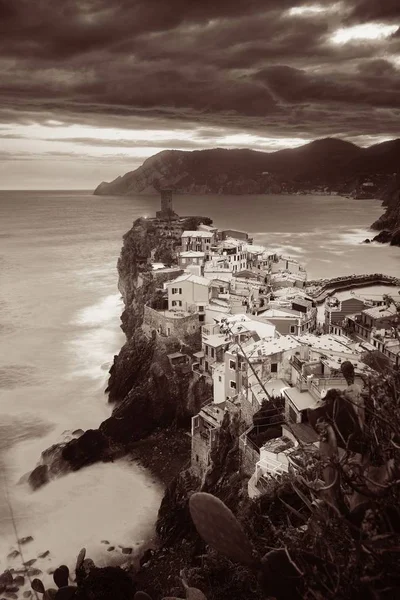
[156,189,179,219]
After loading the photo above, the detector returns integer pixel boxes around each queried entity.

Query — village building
[191,401,226,478]
[247,423,320,498]
[271,255,305,274]
[181,230,215,259]
[164,273,211,323]
[257,306,316,336]
[270,270,307,289]
[191,396,240,478]
[245,244,278,272]
[220,229,253,243]
[346,304,400,366]
[324,292,369,334]
[178,250,206,275]
[229,336,301,425]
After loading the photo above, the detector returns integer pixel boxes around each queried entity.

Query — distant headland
[93,137,400,198]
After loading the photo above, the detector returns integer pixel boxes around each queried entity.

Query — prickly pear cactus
[134,593,153,600]
[53,566,69,588]
[189,492,256,566]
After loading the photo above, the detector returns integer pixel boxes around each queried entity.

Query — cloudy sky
[1,0,399,189]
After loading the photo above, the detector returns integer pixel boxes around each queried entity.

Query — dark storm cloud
[346,1,400,23]
[0,0,399,144]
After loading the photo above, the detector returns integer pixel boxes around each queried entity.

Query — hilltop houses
[142,191,386,491]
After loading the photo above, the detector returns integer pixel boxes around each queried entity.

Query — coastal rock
[28,217,210,483]
[362,238,370,243]
[372,230,393,244]
[61,428,110,470]
[28,465,49,490]
[390,228,400,246]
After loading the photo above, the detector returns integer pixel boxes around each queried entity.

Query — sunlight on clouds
[215,134,308,149]
[331,23,399,44]
[288,4,340,16]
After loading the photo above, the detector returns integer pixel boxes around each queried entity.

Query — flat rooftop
[283,386,319,412]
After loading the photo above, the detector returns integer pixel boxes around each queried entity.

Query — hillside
[94,137,400,197]
[370,172,400,246]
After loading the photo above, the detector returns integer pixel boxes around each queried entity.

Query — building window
[218,376,222,382]
[198,306,204,312]
[211,348,215,358]
[271,363,278,373]
[290,325,296,333]
[199,314,205,322]
[230,380,237,390]
[196,454,199,462]
[229,359,236,370]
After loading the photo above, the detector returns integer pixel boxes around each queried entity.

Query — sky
[0,0,399,189]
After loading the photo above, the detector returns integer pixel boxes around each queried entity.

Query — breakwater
[306,273,400,304]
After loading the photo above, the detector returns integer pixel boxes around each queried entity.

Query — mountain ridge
[93,137,400,197]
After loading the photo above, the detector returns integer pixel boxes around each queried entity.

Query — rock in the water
[18,536,33,545]
[28,464,49,490]
[363,238,370,243]
[38,551,50,559]
[23,559,36,567]
[61,429,110,470]
[121,547,132,555]
[372,230,392,244]
[7,551,19,560]
[390,228,400,246]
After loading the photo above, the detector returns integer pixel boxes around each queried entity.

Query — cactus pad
[32,578,46,594]
[189,492,256,566]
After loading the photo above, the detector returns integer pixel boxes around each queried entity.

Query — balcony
[291,355,305,372]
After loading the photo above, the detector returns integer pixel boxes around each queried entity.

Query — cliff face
[94,138,400,197]
[370,173,400,246]
[28,217,212,487]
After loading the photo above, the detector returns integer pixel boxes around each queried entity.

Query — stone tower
[156,189,178,219]
[161,189,173,213]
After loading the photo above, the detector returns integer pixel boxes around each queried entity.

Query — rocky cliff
[370,173,400,246]
[94,138,400,198]
[28,217,212,488]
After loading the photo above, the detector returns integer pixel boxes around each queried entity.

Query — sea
[0,190,399,584]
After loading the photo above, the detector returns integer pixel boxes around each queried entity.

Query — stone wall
[143,305,199,338]
[239,432,260,477]
[191,431,211,478]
